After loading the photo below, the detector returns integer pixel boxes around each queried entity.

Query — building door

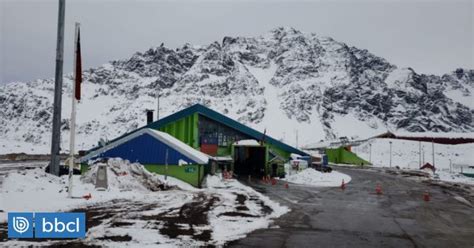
[233,146,266,178]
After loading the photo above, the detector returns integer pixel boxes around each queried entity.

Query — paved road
[228,167,474,248]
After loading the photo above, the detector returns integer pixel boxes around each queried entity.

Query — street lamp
[431,140,435,168]
[156,86,160,121]
[369,143,372,163]
[418,141,422,169]
[389,141,393,168]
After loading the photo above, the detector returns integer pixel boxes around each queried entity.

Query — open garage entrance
[233,146,266,178]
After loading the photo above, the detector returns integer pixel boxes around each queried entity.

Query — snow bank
[283,168,351,187]
[0,160,290,246]
[0,167,108,223]
[0,158,170,223]
[82,158,164,192]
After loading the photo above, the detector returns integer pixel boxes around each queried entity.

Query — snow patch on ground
[0,158,167,223]
[435,171,474,186]
[205,175,289,245]
[0,159,289,246]
[282,168,351,187]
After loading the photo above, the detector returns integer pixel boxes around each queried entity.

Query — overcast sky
[0,0,472,84]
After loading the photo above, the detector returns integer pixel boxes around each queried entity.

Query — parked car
[311,162,333,173]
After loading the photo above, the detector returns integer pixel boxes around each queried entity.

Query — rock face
[1,27,473,153]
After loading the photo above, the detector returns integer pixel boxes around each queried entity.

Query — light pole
[156,86,160,121]
[369,143,372,163]
[422,146,425,165]
[295,129,299,149]
[418,141,421,169]
[165,149,168,181]
[49,0,66,176]
[431,140,435,168]
[389,141,393,168]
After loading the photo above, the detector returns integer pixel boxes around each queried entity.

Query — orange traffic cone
[375,184,382,195]
[341,179,346,190]
[271,178,277,185]
[423,190,430,202]
[284,183,289,189]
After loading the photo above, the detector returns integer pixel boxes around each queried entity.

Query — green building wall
[157,113,199,149]
[144,164,205,187]
[325,147,371,166]
[155,113,293,162]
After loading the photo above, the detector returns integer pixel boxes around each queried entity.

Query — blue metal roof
[88,104,308,156]
[92,133,202,164]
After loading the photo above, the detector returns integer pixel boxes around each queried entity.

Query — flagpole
[68,22,80,198]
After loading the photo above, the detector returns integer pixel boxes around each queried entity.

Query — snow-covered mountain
[1,27,473,154]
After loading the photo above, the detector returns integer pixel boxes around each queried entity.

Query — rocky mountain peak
[0,28,472,154]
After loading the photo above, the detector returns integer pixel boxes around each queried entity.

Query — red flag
[75,27,82,100]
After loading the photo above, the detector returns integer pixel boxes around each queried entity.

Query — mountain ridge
[1,27,472,154]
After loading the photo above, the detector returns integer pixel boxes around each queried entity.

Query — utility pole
[165,149,168,181]
[369,143,372,163]
[432,140,435,168]
[389,141,392,168]
[418,141,421,169]
[156,86,160,121]
[422,146,425,165]
[295,129,299,148]
[49,0,66,176]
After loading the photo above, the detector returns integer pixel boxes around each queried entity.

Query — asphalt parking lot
[228,167,474,248]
